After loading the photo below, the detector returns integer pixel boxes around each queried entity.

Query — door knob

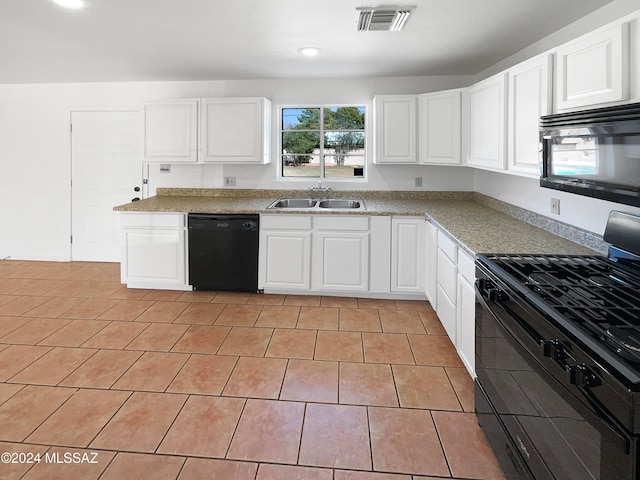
[134,186,141,192]
[131,197,140,202]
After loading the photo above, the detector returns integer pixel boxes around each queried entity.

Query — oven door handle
[565,363,633,455]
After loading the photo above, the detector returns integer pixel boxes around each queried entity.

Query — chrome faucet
[309,181,332,193]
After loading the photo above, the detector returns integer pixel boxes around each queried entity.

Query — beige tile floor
[0,260,506,480]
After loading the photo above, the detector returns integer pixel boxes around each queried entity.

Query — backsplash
[474,193,608,254]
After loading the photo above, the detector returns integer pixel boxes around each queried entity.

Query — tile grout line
[150,392,190,456]
[223,396,249,460]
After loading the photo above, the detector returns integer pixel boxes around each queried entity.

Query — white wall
[0,75,474,261]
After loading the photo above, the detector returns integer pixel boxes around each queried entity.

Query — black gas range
[475,211,640,480]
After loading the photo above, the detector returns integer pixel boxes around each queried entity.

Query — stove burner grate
[486,254,640,362]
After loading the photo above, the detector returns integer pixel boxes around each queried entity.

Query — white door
[71,110,142,262]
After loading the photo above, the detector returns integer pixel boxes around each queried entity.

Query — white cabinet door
[555,23,629,111]
[391,218,425,293]
[374,95,418,164]
[201,97,271,164]
[259,215,311,290]
[424,220,438,307]
[508,54,552,176]
[436,231,458,342]
[123,229,187,285]
[436,285,457,341]
[456,249,476,377]
[313,215,369,292]
[467,73,507,170]
[456,273,476,377]
[260,231,311,290]
[419,89,462,165]
[120,213,189,290]
[315,232,369,292]
[143,100,199,163]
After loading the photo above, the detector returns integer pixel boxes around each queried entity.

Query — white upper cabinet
[508,54,552,176]
[419,89,462,165]
[466,73,507,171]
[374,95,418,164]
[555,23,629,111]
[201,97,272,164]
[143,99,199,163]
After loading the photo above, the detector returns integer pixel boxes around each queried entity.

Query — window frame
[277,104,369,182]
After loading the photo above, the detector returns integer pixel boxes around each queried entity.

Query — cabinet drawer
[120,213,185,228]
[315,215,369,231]
[437,248,457,302]
[437,230,457,262]
[458,250,476,283]
[260,215,312,230]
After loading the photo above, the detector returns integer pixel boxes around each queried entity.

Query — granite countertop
[114,188,599,256]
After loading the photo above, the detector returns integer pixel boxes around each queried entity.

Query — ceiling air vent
[355,6,416,32]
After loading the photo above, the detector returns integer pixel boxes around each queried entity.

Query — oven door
[475,267,636,480]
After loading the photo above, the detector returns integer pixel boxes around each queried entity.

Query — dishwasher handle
[188,214,259,231]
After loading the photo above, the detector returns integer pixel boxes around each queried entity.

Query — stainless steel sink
[266,197,365,210]
[268,198,317,209]
[317,199,362,209]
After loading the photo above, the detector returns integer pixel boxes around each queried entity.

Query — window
[281,106,366,179]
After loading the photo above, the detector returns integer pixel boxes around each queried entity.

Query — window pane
[324,131,365,151]
[282,108,320,130]
[282,131,320,156]
[324,107,365,130]
[282,155,320,177]
[280,105,366,180]
[324,154,365,178]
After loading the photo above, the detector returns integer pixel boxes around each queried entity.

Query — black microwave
[540,102,640,207]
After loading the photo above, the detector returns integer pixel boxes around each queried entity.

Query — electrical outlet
[414,177,423,187]
[551,198,560,215]
[224,176,236,187]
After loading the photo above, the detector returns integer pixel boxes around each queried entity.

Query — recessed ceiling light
[298,47,321,57]
[51,0,89,10]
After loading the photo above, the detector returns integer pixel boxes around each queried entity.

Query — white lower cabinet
[424,219,438,307]
[259,215,312,290]
[259,214,424,298]
[436,232,457,340]
[120,213,190,290]
[391,217,425,293]
[433,225,477,377]
[314,216,369,292]
[456,250,476,376]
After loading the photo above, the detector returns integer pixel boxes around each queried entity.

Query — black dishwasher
[188,214,259,292]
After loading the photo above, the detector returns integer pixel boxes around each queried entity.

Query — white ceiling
[0,0,614,84]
